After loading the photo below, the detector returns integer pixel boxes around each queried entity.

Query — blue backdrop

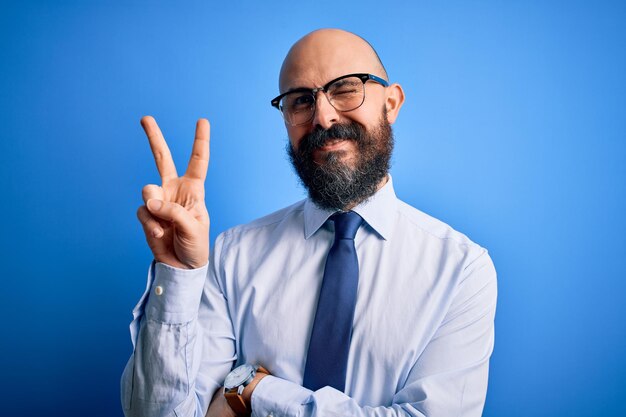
[1,1,624,416]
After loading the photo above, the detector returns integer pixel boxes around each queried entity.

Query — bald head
[279,29,388,93]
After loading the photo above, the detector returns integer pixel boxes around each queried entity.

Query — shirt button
[155,285,163,296]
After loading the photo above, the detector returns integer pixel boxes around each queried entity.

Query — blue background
[1,1,624,416]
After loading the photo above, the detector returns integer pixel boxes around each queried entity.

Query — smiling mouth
[318,138,351,152]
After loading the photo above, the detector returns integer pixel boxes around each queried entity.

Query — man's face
[278,31,403,210]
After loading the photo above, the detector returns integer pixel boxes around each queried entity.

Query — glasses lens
[280,92,315,126]
[327,76,365,112]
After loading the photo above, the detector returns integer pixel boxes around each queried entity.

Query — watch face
[224,364,255,389]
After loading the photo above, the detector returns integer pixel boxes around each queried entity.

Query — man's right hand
[136,116,210,269]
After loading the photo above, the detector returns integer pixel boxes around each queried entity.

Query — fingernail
[147,199,162,211]
[152,227,164,238]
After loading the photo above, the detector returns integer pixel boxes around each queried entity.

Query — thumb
[146,199,196,234]
[147,199,163,211]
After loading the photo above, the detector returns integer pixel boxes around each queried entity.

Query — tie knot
[331,211,363,241]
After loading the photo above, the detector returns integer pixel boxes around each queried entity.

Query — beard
[287,109,394,211]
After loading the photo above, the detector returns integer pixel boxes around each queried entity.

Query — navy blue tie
[303,211,363,392]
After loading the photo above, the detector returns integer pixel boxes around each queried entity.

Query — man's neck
[342,174,389,211]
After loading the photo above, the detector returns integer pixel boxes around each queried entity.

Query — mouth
[317,138,351,152]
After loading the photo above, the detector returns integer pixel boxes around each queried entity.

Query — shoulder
[394,198,497,291]
[394,198,491,264]
[395,199,475,246]
[215,199,306,248]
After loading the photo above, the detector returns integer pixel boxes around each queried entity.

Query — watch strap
[224,365,269,417]
[224,388,250,416]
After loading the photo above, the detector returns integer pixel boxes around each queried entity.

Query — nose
[310,90,339,130]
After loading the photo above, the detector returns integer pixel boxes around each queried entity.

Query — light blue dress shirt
[121,177,497,417]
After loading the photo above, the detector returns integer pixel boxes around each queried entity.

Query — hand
[136,116,210,269]
[206,388,236,417]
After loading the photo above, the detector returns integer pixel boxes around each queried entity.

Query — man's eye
[333,88,358,96]
[329,80,361,96]
[285,94,314,113]
[292,94,314,106]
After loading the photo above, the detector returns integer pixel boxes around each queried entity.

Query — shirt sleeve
[120,236,237,417]
[251,250,497,417]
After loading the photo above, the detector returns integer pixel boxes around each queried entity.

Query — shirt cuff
[251,375,313,417]
[144,261,208,324]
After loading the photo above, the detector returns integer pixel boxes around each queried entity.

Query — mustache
[297,122,366,154]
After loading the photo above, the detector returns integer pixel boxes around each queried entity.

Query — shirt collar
[303,175,398,240]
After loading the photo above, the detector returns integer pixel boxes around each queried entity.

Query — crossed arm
[121,249,496,417]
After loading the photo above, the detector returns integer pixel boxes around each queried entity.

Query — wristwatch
[223,363,268,416]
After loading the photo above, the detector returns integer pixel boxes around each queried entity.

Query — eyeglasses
[270,73,389,126]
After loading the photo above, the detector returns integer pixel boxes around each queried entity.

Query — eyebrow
[282,86,314,94]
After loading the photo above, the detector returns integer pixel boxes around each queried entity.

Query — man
[121,29,497,417]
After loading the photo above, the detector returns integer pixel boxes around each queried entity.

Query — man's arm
[235,250,497,417]
[121,260,235,417]
[121,117,236,417]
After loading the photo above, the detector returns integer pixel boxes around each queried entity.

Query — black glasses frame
[270,73,389,110]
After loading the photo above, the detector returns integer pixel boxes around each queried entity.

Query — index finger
[185,118,210,181]
[141,115,178,182]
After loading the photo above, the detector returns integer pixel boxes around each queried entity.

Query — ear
[384,83,405,124]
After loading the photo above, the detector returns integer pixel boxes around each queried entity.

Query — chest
[225,234,459,389]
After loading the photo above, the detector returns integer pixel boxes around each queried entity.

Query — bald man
[121,29,497,417]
